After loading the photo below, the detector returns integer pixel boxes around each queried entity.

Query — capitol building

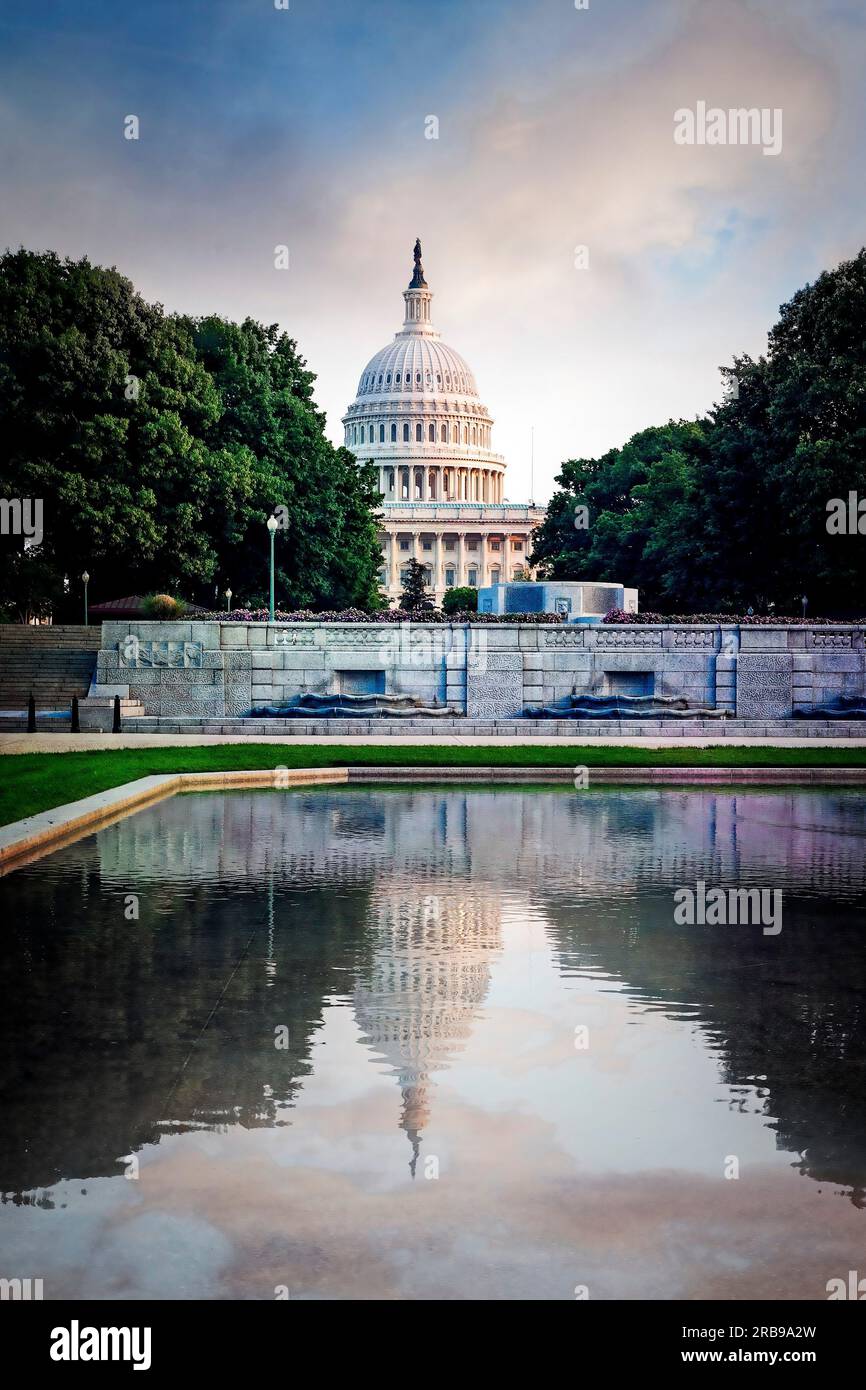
[342,241,544,605]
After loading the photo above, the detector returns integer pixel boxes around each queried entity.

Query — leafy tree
[531,420,706,609]
[442,585,478,614]
[695,250,866,611]
[0,251,383,616]
[0,546,63,623]
[399,557,435,614]
[532,248,866,613]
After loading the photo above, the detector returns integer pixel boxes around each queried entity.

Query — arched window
[379,423,385,443]
[416,422,423,442]
[453,424,458,443]
[416,372,422,385]
[463,425,469,444]
[472,425,477,445]
[429,423,436,443]
[403,423,410,442]
[391,423,397,442]
[396,373,401,384]
[387,469,395,492]
[386,373,392,385]
[440,424,447,442]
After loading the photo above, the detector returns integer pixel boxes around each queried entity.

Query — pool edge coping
[0,768,350,872]
[2,764,866,874]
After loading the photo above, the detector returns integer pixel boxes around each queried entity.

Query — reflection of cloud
[53,1101,866,1301]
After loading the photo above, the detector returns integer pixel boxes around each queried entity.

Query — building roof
[88,596,146,614]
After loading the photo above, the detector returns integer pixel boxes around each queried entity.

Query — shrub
[442,586,478,615]
[142,593,188,620]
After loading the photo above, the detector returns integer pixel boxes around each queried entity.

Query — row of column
[381,466,504,503]
[384,531,527,592]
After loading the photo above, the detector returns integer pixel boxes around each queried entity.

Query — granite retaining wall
[88,621,866,726]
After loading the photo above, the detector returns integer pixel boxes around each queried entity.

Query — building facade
[342,241,544,605]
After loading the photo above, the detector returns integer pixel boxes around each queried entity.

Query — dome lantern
[403,237,434,334]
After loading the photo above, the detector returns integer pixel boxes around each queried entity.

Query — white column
[388,534,398,592]
[457,533,465,587]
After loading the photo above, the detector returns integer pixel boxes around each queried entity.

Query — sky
[1,0,865,503]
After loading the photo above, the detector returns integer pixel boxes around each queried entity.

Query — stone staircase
[0,625,102,712]
[0,625,149,730]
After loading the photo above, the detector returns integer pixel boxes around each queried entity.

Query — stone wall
[92,621,866,721]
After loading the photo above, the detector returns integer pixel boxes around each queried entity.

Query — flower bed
[201,607,566,625]
[603,609,865,625]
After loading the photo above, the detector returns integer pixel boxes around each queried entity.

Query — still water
[1,785,865,1300]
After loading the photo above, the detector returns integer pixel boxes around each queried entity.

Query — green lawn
[2,742,866,826]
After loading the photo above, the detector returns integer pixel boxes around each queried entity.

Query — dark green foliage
[0,251,383,614]
[399,557,435,613]
[532,250,866,613]
[441,585,478,614]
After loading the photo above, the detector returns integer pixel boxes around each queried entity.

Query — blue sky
[2,0,865,500]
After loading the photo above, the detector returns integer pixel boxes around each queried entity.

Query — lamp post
[266,515,278,623]
[81,571,90,626]
[225,587,233,614]
[802,594,808,620]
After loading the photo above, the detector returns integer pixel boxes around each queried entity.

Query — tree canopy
[532,250,866,613]
[0,250,383,615]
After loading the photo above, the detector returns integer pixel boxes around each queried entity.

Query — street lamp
[225,587,233,613]
[266,515,279,623]
[81,571,90,626]
[802,594,808,619]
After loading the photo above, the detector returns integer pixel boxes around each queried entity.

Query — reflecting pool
[1,786,865,1300]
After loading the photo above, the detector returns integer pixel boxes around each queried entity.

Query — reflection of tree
[540,865,866,1203]
[0,861,376,1195]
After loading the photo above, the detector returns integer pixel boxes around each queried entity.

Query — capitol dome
[355,336,479,402]
[342,239,501,487]
[342,240,543,606]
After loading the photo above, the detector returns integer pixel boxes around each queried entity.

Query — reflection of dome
[353,891,503,1176]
